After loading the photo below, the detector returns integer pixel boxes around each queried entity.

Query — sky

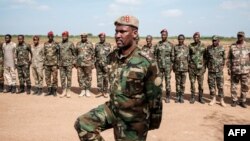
[0,0,250,37]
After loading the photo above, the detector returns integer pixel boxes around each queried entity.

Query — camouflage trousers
[4,66,16,85]
[160,67,171,93]
[175,71,187,95]
[207,71,224,98]
[74,102,148,141]
[0,65,4,84]
[44,65,58,88]
[31,66,44,88]
[189,69,205,94]
[95,63,108,93]
[60,66,72,89]
[231,74,249,102]
[16,65,31,86]
[77,66,92,90]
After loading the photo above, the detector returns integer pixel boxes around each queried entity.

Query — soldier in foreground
[155,29,173,103]
[2,34,17,93]
[31,35,44,95]
[74,15,162,141]
[141,35,155,60]
[207,36,227,107]
[44,31,59,96]
[171,34,189,103]
[59,31,76,98]
[227,31,250,108]
[15,35,32,94]
[188,32,207,104]
[94,32,112,98]
[75,33,94,97]
[0,42,4,92]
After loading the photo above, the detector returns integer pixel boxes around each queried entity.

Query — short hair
[5,34,12,39]
[178,34,185,39]
[18,34,24,39]
[146,35,153,39]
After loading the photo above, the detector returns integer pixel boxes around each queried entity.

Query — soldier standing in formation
[44,31,59,96]
[74,15,162,141]
[207,35,227,107]
[0,42,4,92]
[227,31,250,108]
[155,29,173,103]
[141,35,155,60]
[59,31,76,98]
[188,32,207,104]
[15,35,32,94]
[94,32,112,98]
[2,34,17,93]
[171,34,189,103]
[31,35,44,95]
[76,33,94,97]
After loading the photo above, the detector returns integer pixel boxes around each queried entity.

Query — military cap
[62,31,69,36]
[33,35,40,40]
[98,32,106,37]
[193,32,200,37]
[114,15,139,28]
[212,35,219,40]
[160,29,168,34]
[48,31,54,36]
[237,31,245,37]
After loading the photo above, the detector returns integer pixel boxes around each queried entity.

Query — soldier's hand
[91,64,95,69]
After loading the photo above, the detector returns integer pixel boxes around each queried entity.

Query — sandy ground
[0,66,250,141]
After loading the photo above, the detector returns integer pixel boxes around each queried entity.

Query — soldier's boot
[79,90,85,97]
[85,89,92,97]
[220,97,227,107]
[0,83,4,93]
[38,88,43,95]
[26,85,31,95]
[17,85,25,94]
[190,93,195,104]
[231,101,238,107]
[179,92,184,103]
[33,87,38,95]
[165,91,170,103]
[11,85,16,94]
[198,90,205,104]
[66,89,71,98]
[4,85,11,93]
[209,96,216,106]
[45,87,52,96]
[52,87,57,96]
[239,102,247,108]
[103,93,109,98]
[175,92,179,103]
[60,89,67,98]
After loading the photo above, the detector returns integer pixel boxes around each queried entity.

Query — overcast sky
[0,0,250,37]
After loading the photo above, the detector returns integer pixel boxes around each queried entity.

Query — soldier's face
[62,35,68,42]
[81,35,87,42]
[115,25,137,49]
[161,32,168,42]
[18,36,24,44]
[48,35,54,41]
[33,38,39,45]
[193,35,200,43]
[5,36,11,43]
[237,35,244,42]
[178,36,185,45]
[99,35,105,43]
[146,37,152,45]
[212,40,219,46]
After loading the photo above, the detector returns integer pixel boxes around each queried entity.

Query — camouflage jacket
[227,42,250,74]
[31,44,44,67]
[59,41,76,66]
[0,43,3,65]
[189,42,207,74]
[44,41,59,66]
[171,44,189,72]
[15,43,32,66]
[94,42,112,67]
[107,47,162,130]
[141,44,155,60]
[155,41,173,69]
[75,41,94,67]
[206,45,226,73]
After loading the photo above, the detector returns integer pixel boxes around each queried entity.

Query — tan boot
[66,89,71,98]
[209,96,216,106]
[220,97,227,107]
[103,93,109,98]
[79,90,85,97]
[85,90,92,97]
[60,89,67,98]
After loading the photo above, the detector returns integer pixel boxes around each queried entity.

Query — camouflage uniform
[141,44,155,60]
[171,44,189,102]
[155,40,173,100]
[15,42,32,93]
[75,47,162,141]
[75,41,94,91]
[227,41,250,105]
[44,41,59,95]
[59,41,75,90]
[95,41,112,94]
[0,43,4,92]
[188,42,206,103]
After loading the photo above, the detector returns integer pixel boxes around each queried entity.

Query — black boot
[179,92,184,103]
[231,101,238,107]
[45,87,52,96]
[52,87,57,96]
[0,83,4,92]
[33,87,38,95]
[239,102,247,108]
[17,85,25,94]
[190,93,195,104]
[4,85,12,93]
[165,91,170,103]
[198,90,205,104]
[27,85,31,95]
[38,87,43,95]
[11,85,16,94]
[175,92,179,103]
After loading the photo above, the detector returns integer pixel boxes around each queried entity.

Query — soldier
[0,42,4,92]
[15,35,32,94]
[141,35,155,60]
[227,31,250,108]
[44,31,59,96]
[171,34,189,103]
[94,32,112,98]
[155,29,173,103]
[31,35,44,95]
[207,35,227,107]
[75,33,94,97]
[2,34,17,93]
[59,31,76,98]
[74,15,162,141]
[188,32,207,104]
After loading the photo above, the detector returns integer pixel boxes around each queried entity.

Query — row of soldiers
[0,31,112,98]
[140,30,250,108]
